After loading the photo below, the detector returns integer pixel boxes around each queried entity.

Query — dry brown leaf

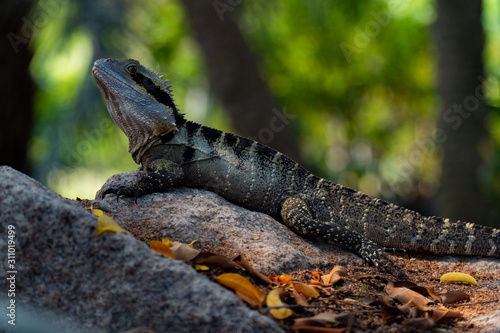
[291,288,309,306]
[403,317,435,330]
[309,280,333,287]
[234,254,272,284]
[267,288,295,319]
[321,266,347,285]
[393,281,418,288]
[216,273,265,308]
[293,312,352,332]
[385,282,434,307]
[423,286,442,302]
[441,290,470,305]
[381,306,401,324]
[291,324,346,333]
[292,281,320,298]
[429,306,462,322]
[170,241,200,261]
[149,240,174,259]
[192,253,238,268]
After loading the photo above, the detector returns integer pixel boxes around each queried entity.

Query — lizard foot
[359,241,407,280]
[100,186,141,203]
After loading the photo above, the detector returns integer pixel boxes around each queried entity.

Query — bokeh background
[2,0,500,228]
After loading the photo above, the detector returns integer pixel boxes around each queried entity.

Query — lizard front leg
[281,197,406,278]
[100,159,184,200]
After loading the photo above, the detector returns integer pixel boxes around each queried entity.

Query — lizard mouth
[92,66,110,100]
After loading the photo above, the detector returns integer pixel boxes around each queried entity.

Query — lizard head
[92,58,182,164]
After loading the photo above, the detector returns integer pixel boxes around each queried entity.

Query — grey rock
[0,166,282,333]
[95,171,342,274]
[472,311,500,333]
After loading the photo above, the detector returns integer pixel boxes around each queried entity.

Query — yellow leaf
[188,239,199,247]
[292,282,320,298]
[161,237,173,247]
[91,209,104,216]
[149,240,174,259]
[215,273,265,308]
[194,264,209,271]
[93,214,131,237]
[267,288,295,319]
[440,272,477,285]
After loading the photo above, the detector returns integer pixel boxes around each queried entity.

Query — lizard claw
[360,241,407,280]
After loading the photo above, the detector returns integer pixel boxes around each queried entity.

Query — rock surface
[94,171,347,275]
[0,166,282,333]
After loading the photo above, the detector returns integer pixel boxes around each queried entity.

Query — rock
[472,311,500,333]
[94,171,343,275]
[0,166,282,333]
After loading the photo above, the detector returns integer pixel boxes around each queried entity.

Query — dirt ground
[200,254,500,333]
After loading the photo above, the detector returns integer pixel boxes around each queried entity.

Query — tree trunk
[434,0,491,225]
[0,0,35,175]
[180,0,302,163]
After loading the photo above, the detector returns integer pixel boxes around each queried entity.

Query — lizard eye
[126,64,138,74]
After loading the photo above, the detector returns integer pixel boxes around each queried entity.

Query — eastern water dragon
[92,58,500,277]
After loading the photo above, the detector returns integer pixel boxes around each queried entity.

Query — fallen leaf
[149,240,174,259]
[441,290,470,305]
[271,275,293,285]
[267,288,295,319]
[292,282,320,298]
[161,237,173,247]
[91,208,104,216]
[291,288,309,306]
[192,253,239,268]
[381,306,401,324]
[93,214,131,237]
[321,266,347,285]
[234,254,272,284]
[403,317,435,330]
[310,271,322,281]
[440,272,477,285]
[385,282,434,307]
[193,264,209,271]
[216,273,265,308]
[170,241,200,261]
[293,312,353,332]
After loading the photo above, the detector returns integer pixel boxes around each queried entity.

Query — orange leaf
[215,273,265,308]
[310,271,322,281]
[277,275,293,285]
[149,240,174,259]
[321,266,347,285]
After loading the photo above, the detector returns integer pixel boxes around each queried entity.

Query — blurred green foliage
[28,0,500,213]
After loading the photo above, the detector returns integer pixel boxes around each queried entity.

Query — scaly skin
[92,58,500,278]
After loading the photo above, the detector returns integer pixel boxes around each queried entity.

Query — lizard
[92,58,500,277]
